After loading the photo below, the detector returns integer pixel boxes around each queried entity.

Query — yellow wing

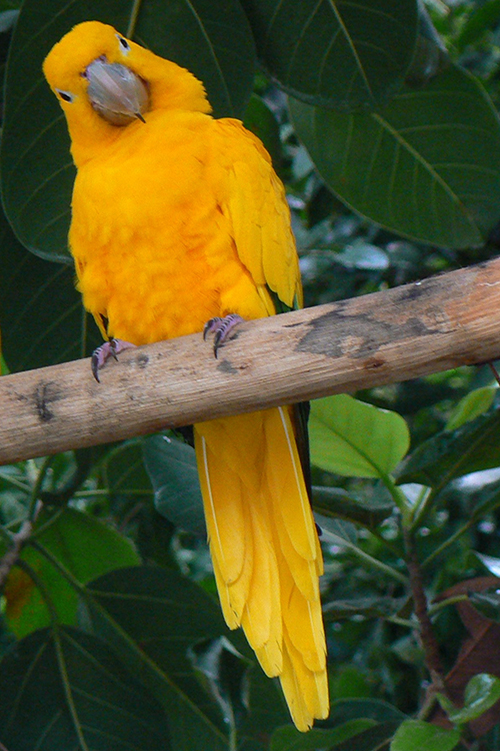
[210,118,303,315]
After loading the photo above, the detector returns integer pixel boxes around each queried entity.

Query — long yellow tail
[194,407,328,730]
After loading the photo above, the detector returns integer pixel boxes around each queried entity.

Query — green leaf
[240,0,418,109]
[103,439,153,504]
[86,566,241,751]
[5,508,140,637]
[326,698,407,725]
[309,395,410,478]
[323,595,407,622]
[143,434,205,536]
[445,387,496,432]
[312,485,394,528]
[1,0,256,260]
[290,64,500,248]
[456,0,500,52]
[0,208,100,371]
[0,626,171,751]
[467,478,500,523]
[271,719,377,751]
[317,517,407,584]
[396,402,500,489]
[330,721,402,750]
[447,673,500,725]
[101,440,179,565]
[243,93,284,174]
[390,720,460,751]
[238,660,290,746]
[189,636,251,732]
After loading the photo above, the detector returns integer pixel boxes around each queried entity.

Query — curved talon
[203,314,244,358]
[91,337,136,382]
[203,317,222,341]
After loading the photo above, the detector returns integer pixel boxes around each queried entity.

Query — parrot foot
[203,314,244,358]
[91,338,136,382]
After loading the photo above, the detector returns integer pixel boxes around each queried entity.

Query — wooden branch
[2,258,500,466]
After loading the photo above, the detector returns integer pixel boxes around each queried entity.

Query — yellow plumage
[43,21,328,730]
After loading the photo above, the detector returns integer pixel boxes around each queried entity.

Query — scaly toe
[91,338,136,382]
[203,314,244,358]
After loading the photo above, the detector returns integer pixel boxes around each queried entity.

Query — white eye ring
[116,34,130,54]
[55,89,75,103]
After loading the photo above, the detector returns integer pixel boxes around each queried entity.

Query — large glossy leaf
[322,721,401,750]
[99,439,179,565]
[396,402,500,489]
[309,395,410,478]
[312,485,394,528]
[391,720,461,751]
[271,720,377,751]
[3,508,140,638]
[86,566,242,751]
[143,434,205,536]
[1,0,256,260]
[0,206,100,372]
[0,626,171,751]
[326,698,406,726]
[444,673,500,725]
[243,93,284,174]
[323,595,407,622]
[240,0,418,109]
[445,386,496,432]
[103,439,153,505]
[290,64,500,248]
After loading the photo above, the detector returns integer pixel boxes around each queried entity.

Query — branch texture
[2,258,500,465]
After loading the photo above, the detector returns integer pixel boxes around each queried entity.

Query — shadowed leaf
[240,0,418,109]
[143,434,205,536]
[396,402,500,489]
[0,626,171,751]
[290,64,500,249]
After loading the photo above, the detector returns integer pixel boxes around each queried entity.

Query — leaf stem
[421,519,473,570]
[53,626,91,751]
[73,488,153,498]
[0,470,30,492]
[322,529,408,585]
[409,487,438,532]
[28,455,53,520]
[386,616,418,629]
[22,557,91,751]
[229,725,237,751]
[428,594,469,617]
[28,538,86,595]
[403,527,444,688]
[127,0,143,38]
[381,474,413,527]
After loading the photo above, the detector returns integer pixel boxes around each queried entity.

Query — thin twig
[403,528,444,688]
[488,361,500,387]
[0,501,42,589]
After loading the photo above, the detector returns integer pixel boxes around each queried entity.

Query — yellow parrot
[43,21,328,730]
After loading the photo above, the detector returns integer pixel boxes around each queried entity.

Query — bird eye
[116,35,130,54]
[56,89,75,103]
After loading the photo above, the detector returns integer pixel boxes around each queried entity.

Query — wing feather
[213,118,302,311]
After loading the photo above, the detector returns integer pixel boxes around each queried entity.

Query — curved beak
[86,58,149,125]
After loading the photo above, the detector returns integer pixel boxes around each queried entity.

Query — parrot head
[43,21,211,162]
[44,22,150,125]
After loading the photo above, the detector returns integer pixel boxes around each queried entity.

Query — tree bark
[2,258,500,465]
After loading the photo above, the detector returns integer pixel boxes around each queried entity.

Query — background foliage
[2,0,500,749]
